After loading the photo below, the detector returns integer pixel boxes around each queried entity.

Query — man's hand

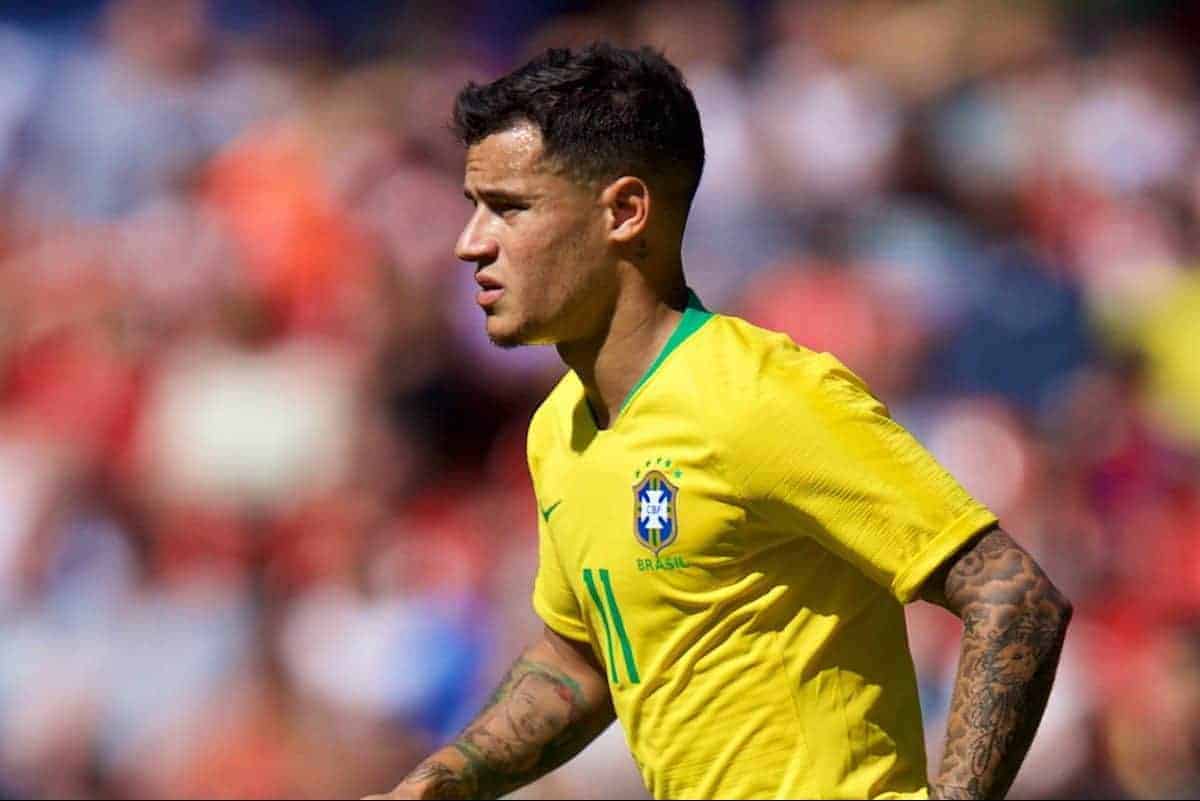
[366,626,614,800]
[920,527,1073,800]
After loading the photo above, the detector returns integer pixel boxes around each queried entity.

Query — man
[370,44,1072,800]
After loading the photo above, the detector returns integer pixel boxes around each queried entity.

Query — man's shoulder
[684,314,889,457]
[687,312,846,402]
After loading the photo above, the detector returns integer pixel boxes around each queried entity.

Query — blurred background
[0,0,1198,798]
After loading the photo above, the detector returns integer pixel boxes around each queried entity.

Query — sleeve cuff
[891,507,999,604]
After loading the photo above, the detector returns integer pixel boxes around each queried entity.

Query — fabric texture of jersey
[527,291,998,800]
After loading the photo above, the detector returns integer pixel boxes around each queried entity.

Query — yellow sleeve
[735,350,998,603]
[527,411,590,642]
[531,511,590,642]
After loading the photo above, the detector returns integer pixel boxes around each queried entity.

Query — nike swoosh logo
[540,499,563,522]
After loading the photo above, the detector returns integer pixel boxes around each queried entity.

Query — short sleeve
[527,408,590,642]
[735,351,998,603]
[531,511,591,642]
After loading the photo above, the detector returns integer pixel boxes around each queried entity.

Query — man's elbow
[1053,592,1074,632]
[1039,580,1073,645]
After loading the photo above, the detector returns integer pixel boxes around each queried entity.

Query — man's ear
[601,176,650,244]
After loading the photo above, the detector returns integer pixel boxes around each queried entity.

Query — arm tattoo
[396,655,611,800]
[930,529,1072,800]
[400,762,472,800]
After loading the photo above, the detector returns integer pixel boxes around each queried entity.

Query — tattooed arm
[365,625,614,800]
[919,527,1073,800]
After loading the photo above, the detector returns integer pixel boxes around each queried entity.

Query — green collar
[585,289,713,429]
[619,289,711,414]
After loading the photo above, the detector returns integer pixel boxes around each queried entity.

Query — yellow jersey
[528,292,997,800]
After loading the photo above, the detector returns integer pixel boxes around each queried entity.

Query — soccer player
[368,44,1072,800]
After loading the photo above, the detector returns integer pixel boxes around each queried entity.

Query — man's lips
[477,288,504,307]
[476,274,504,308]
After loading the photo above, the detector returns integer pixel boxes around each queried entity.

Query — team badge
[634,470,678,556]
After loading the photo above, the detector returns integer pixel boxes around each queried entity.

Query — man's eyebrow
[465,187,529,204]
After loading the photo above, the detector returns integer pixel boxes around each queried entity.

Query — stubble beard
[484,271,580,350]
[484,291,568,350]
[485,311,545,350]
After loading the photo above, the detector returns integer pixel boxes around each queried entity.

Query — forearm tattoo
[396,655,607,800]
[398,761,472,800]
[931,530,1072,800]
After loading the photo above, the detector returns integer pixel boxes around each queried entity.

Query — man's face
[456,124,615,348]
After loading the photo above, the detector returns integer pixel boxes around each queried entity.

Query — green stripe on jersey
[583,569,620,683]
[600,569,640,684]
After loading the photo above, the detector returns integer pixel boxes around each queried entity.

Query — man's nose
[455,214,498,263]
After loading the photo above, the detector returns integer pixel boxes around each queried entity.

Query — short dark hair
[452,43,705,210]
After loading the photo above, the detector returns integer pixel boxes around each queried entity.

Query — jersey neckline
[584,288,713,431]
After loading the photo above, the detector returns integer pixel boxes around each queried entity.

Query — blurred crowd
[0,0,1198,798]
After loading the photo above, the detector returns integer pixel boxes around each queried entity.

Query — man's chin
[485,317,554,349]
[487,333,522,350]
[485,318,532,349]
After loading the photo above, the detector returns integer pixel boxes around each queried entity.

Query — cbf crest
[634,470,679,556]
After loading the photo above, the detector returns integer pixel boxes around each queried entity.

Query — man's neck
[557,272,687,430]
